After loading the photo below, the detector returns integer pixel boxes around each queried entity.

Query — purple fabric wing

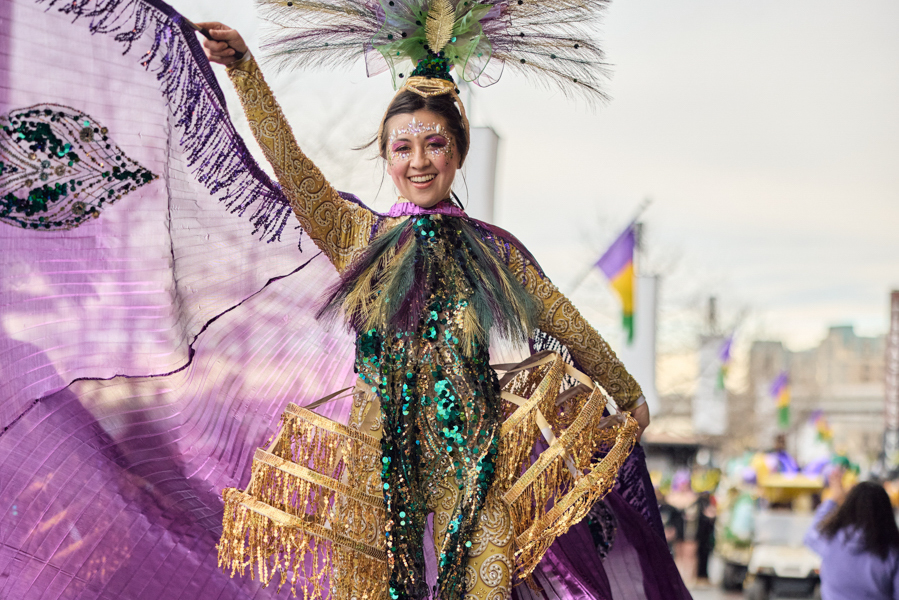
[0,258,357,598]
[604,446,693,600]
[1,1,359,598]
[1,0,301,424]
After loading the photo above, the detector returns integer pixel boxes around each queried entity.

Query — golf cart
[743,473,823,600]
[716,487,754,590]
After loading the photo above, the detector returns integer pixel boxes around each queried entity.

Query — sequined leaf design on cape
[0,103,157,230]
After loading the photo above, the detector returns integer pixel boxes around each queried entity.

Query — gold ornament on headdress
[404,76,456,98]
[425,0,457,53]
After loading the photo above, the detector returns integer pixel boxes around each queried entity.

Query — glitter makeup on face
[425,136,453,162]
[387,117,454,165]
[389,147,412,164]
[387,117,440,144]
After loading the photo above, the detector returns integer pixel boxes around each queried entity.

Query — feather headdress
[257,0,612,100]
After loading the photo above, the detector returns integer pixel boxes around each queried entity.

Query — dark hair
[371,90,469,165]
[819,481,899,559]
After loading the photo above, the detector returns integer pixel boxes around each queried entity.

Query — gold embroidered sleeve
[520,261,643,412]
[226,56,374,272]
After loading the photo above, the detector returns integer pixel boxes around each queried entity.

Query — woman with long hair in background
[805,470,899,599]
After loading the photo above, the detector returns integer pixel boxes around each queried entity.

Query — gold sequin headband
[376,76,470,161]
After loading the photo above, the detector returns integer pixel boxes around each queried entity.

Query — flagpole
[566,197,654,296]
[628,196,654,232]
[566,264,596,297]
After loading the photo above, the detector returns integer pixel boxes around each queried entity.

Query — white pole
[619,274,660,415]
[458,127,499,223]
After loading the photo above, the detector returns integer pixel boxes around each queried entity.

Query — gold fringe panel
[218,402,388,599]
[492,352,639,580]
[493,354,564,490]
[219,353,639,596]
[504,399,637,577]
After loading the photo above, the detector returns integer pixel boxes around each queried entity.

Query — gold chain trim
[230,490,387,560]
[253,448,386,510]
[284,402,380,447]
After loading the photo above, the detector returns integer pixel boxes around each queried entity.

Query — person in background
[694,491,717,584]
[804,469,899,599]
[657,487,685,554]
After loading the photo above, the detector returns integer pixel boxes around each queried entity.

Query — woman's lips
[409,174,436,188]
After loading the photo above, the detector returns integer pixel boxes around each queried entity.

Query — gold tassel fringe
[492,353,639,580]
[219,352,638,595]
[494,356,564,490]
[504,401,637,577]
[218,403,388,599]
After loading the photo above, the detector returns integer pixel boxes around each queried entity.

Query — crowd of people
[652,440,899,598]
[654,474,719,587]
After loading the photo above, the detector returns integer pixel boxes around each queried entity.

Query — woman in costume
[199,5,650,599]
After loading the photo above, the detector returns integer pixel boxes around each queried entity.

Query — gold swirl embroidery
[468,493,513,556]
[429,478,461,552]
[477,553,511,588]
[427,479,513,599]
[227,57,375,272]
[520,263,643,412]
[485,586,511,600]
[346,387,386,497]
[464,565,479,592]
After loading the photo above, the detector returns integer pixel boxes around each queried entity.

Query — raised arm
[508,246,644,415]
[804,498,837,555]
[200,24,375,272]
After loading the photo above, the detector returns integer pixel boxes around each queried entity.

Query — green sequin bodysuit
[355,215,502,600]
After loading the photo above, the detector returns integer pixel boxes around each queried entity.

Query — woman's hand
[196,22,249,67]
[631,402,650,443]
[827,466,847,504]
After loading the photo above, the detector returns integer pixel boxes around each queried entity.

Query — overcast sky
[175,0,899,363]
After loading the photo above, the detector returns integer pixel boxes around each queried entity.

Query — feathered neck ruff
[318,212,541,348]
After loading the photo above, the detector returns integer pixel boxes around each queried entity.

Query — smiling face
[384,109,460,208]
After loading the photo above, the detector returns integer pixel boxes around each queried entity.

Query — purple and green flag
[717,334,734,390]
[596,224,636,343]
[810,410,834,442]
[770,371,791,429]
